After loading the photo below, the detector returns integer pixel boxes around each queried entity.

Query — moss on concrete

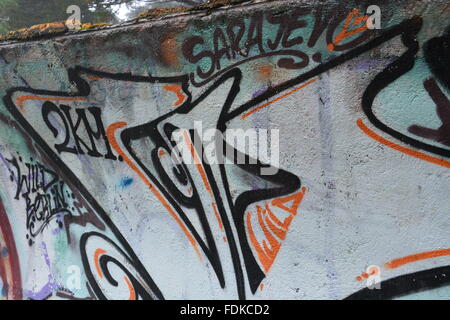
[0,0,252,43]
[135,0,252,20]
[0,21,110,42]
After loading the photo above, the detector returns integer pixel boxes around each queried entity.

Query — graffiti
[3,152,107,246]
[347,247,450,299]
[42,102,120,160]
[362,24,450,159]
[408,78,450,147]
[0,0,449,300]
[182,4,375,86]
[407,28,450,148]
[424,28,450,90]
[5,154,73,245]
[355,265,381,290]
[4,65,308,298]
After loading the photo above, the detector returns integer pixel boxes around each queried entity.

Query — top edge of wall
[0,0,284,46]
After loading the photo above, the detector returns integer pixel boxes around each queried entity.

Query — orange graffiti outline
[212,203,224,231]
[247,188,307,272]
[357,119,450,169]
[271,187,307,216]
[246,211,272,273]
[385,248,450,270]
[123,276,136,300]
[328,9,369,51]
[265,203,288,231]
[257,206,281,260]
[106,122,202,260]
[264,214,287,241]
[266,203,294,230]
[164,85,186,107]
[94,248,107,278]
[16,96,87,112]
[241,78,318,119]
[87,76,103,81]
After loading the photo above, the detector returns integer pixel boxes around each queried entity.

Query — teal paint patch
[373,57,449,150]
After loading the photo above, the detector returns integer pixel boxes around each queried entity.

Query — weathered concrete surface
[0,0,449,300]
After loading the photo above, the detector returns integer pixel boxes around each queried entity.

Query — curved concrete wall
[0,0,449,299]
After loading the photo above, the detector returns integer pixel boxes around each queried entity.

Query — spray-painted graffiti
[0,0,449,299]
[6,154,72,245]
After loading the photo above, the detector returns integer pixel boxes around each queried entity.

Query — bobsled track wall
[0,0,449,300]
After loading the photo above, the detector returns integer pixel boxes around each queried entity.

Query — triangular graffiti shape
[247,188,307,274]
[271,187,307,216]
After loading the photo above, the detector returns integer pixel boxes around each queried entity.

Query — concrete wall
[0,0,449,300]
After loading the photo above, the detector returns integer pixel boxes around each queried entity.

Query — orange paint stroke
[328,9,368,51]
[271,187,307,216]
[265,214,286,241]
[87,75,103,81]
[246,211,272,273]
[164,85,186,107]
[212,203,224,231]
[16,96,87,111]
[94,248,107,278]
[357,119,450,169]
[247,188,307,272]
[265,203,293,230]
[385,248,450,270]
[123,276,136,300]
[106,122,202,260]
[247,204,292,273]
[257,205,281,258]
[265,204,288,231]
[241,78,318,119]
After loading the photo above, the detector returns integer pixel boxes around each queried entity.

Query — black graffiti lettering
[42,101,78,155]
[362,19,450,159]
[213,28,232,70]
[307,5,333,48]
[42,102,117,160]
[266,12,285,51]
[7,156,29,200]
[60,104,100,157]
[182,35,216,79]
[325,4,372,52]
[281,8,310,48]
[226,19,246,59]
[4,14,437,300]
[61,105,116,159]
[245,12,266,56]
[183,4,375,86]
[6,155,73,245]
